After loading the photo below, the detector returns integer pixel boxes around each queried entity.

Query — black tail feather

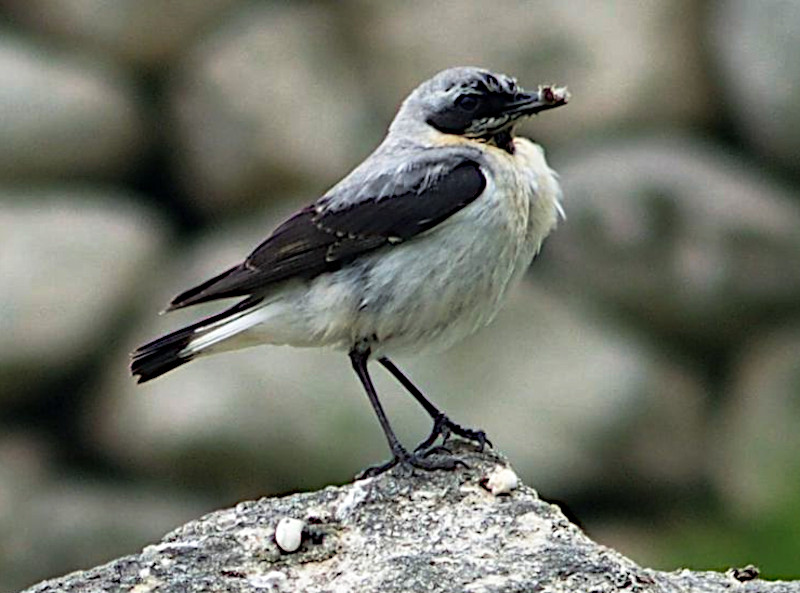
[131,297,263,383]
[131,325,197,383]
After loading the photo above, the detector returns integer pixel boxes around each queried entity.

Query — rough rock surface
[20,443,798,593]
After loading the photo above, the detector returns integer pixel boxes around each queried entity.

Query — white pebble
[486,466,519,495]
[275,517,305,553]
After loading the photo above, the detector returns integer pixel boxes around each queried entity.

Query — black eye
[455,95,479,111]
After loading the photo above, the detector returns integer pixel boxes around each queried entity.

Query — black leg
[377,357,492,453]
[349,349,404,455]
[349,348,465,477]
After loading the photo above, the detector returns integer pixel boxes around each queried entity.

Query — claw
[414,414,451,453]
[357,444,467,479]
[414,413,492,453]
[357,458,399,479]
[419,444,452,458]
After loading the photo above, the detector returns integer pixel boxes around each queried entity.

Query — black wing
[168,159,486,310]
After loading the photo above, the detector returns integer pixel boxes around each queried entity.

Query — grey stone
[0,431,212,593]
[710,0,800,174]
[169,3,372,213]
[0,33,145,180]
[19,443,800,593]
[347,0,712,146]
[541,136,800,344]
[3,0,241,69]
[712,320,800,517]
[0,187,168,402]
[87,204,706,499]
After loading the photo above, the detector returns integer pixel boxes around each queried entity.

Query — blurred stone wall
[1,1,799,591]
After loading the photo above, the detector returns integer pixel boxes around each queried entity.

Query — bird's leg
[377,357,492,454]
[349,348,465,478]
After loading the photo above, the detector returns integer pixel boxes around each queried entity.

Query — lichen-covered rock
[20,443,800,593]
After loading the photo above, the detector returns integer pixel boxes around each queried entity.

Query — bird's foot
[414,413,492,454]
[357,444,467,479]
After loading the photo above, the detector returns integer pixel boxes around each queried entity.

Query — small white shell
[486,466,519,495]
[275,517,305,553]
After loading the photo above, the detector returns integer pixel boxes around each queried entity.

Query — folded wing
[168,157,486,310]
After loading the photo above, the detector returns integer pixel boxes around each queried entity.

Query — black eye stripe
[455,95,479,110]
[427,73,521,136]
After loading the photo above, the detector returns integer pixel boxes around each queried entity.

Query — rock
[169,3,372,213]
[86,203,706,501]
[0,431,212,593]
[712,320,800,517]
[3,0,242,69]
[709,0,800,174]
[541,136,800,345]
[346,0,712,146]
[0,187,168,402]
[0,33,145,181]
[19,443,800,593]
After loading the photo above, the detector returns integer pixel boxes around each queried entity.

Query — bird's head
[391,67,569,147]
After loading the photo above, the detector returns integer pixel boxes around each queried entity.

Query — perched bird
[131,67,569,475]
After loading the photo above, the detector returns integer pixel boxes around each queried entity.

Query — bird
[131,67,569,476]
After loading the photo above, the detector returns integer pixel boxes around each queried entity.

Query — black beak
[504,86,570,116]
